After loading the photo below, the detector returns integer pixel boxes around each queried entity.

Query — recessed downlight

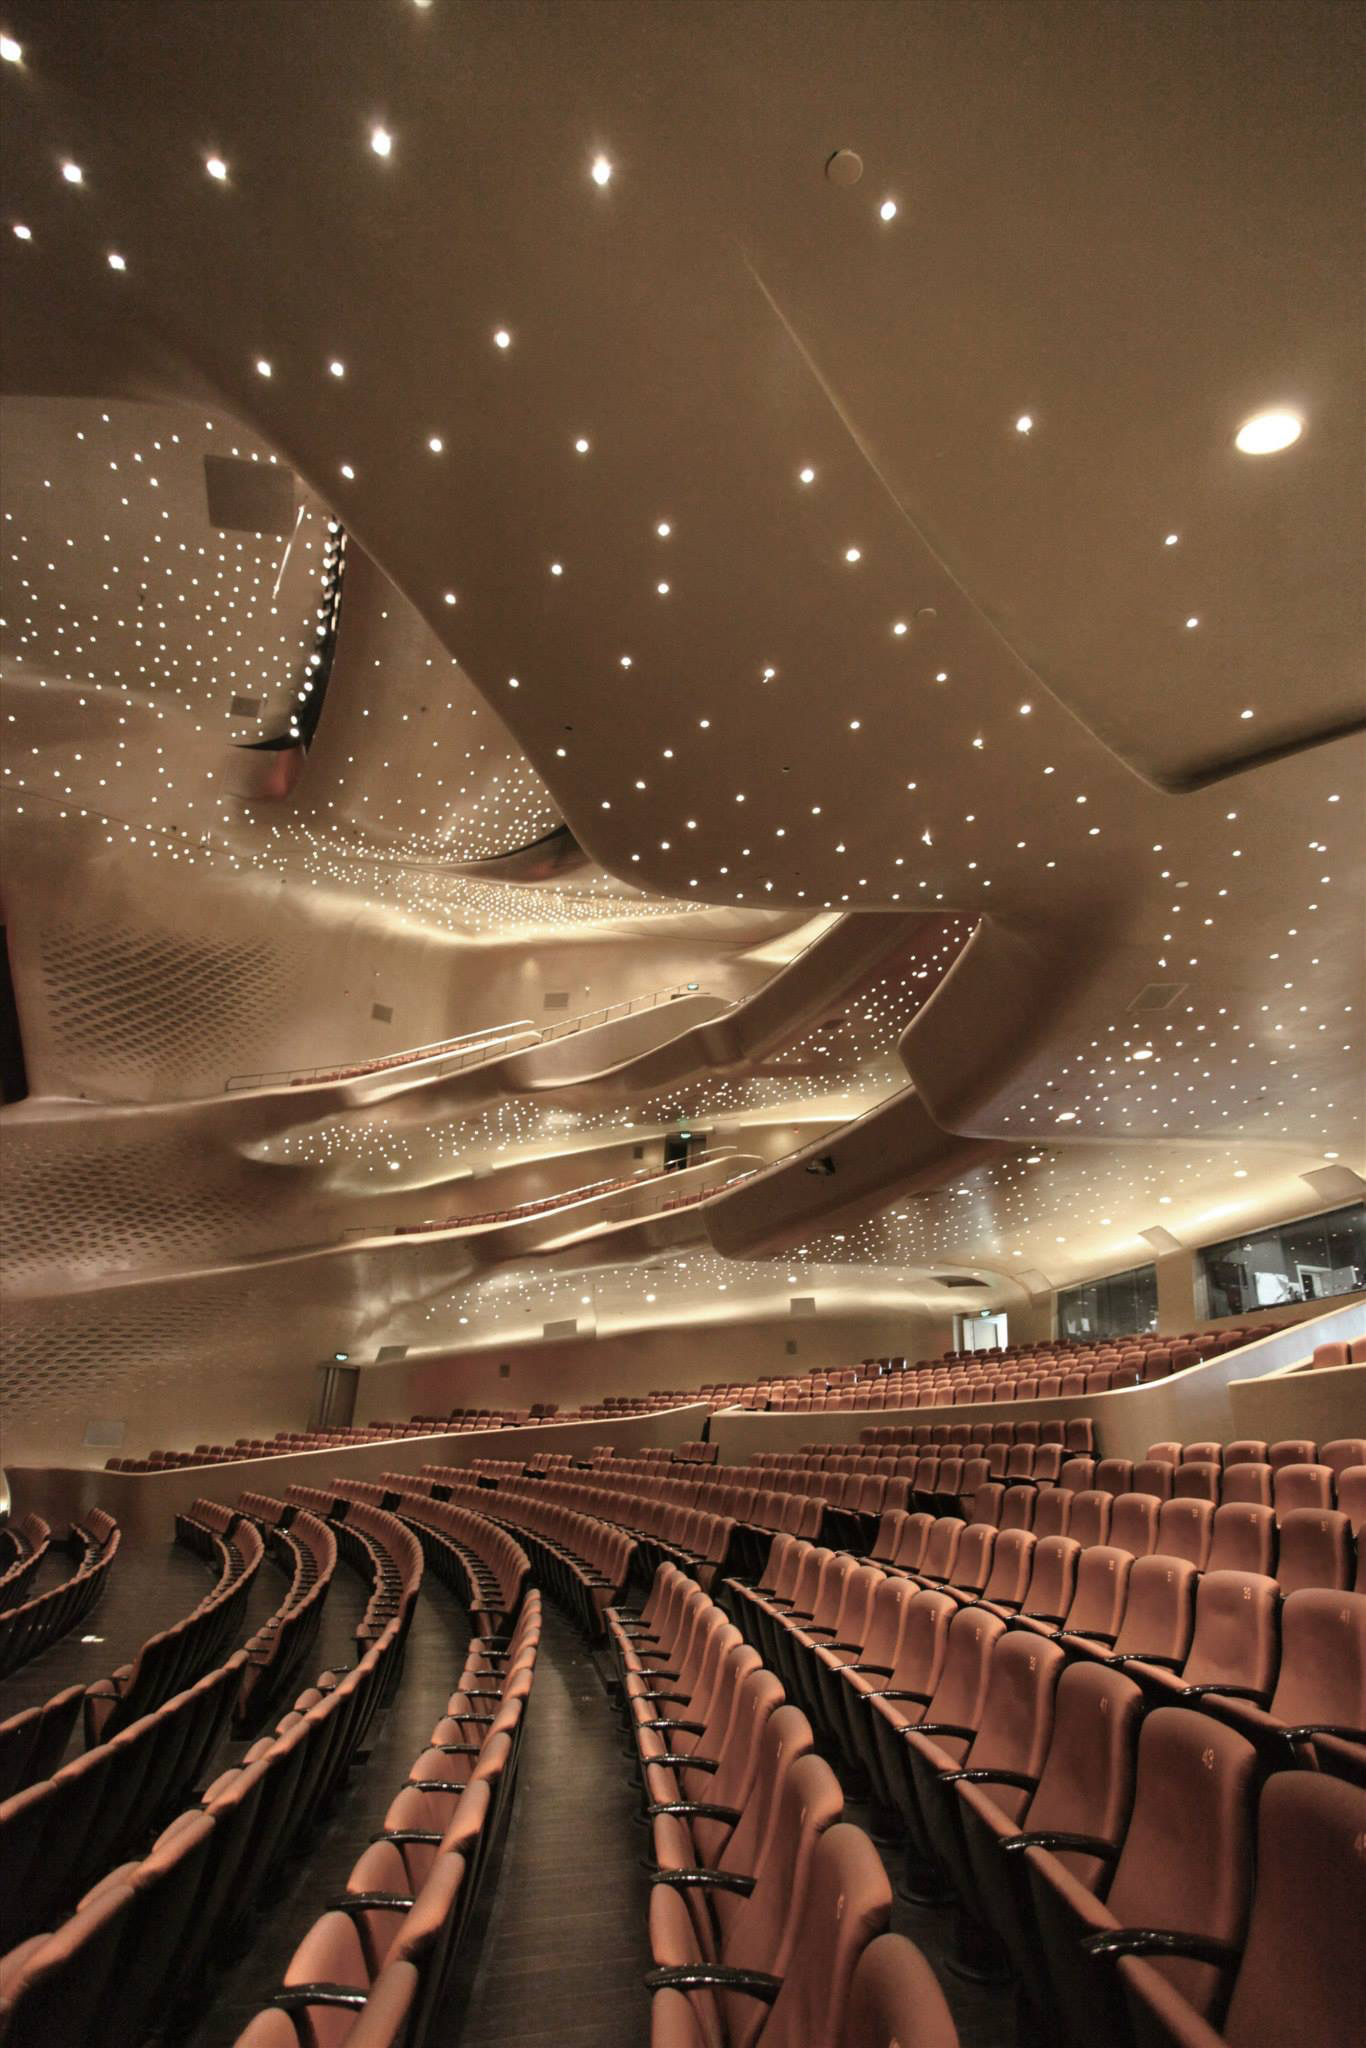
[1234,409,1302,455]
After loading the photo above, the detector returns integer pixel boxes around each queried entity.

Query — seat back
[981,1529,1036,1609]
[720,1754,845,2044]
[1021,1537,1081,1624]
[759,1825,893,2048]
[1101,1710,1258,2013]
[1119,1770,1366,2048]
[1155,1497,1214,1570]
[1181,1571,1280,1695]
[1108,1555,1197,1665]
[1022,1661,1145,1888]
[1060,1545,1132,1644]
[1108,1493,1159,1559]
[1267,1587,1366,1730]
[838,1933,959,2048]
[1276,1510,1353,1595]
[1208,1503,1277,1578]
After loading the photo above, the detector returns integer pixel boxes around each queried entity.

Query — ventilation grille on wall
[376,1344,408,1363]
[789,1296,816,1317]
[933,1275,990,1288]
[1128,982,1188,1012]
[203,453,297,535]
[543,991,570,1011]
[784,1339,799,1356]
[543,1317,577,1339]
[229,694,262,719]
[371,1002,393,1024]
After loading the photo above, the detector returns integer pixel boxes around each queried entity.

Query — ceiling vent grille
[789,1296,816,1317]
[543,1317,577,1339]
[543,991,570,1010]
[229,694,261,718]
[1128,982,1188,1012]
[376,1344,408,1363]
[933,1275,989,1288]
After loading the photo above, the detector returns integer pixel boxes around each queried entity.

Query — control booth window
[1199,1202,1366,1319]
[1058,1262,1158,1342]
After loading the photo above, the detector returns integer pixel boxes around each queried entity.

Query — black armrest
[445,1712,495,1725]
[372,1828,441,1845]
[649,1868,756,1897]
[1080,1928,1239,1966]
[636,1650,675,1664]
[432,1742,481,1755]
[1001,1831,1119,1860]
[643,1718,706,1735]
[645,1964,781,2001]
[1180,1684,1272,1705]
[636,1690,690,1705]
[800,1624,837,1637]
[643,1801,742,1824]
[864,1687,932,1702]
[938,1767,1039,1791]
[650,1753,720,1772]
[901,1720,974,1740]
[1280,1722,1366,1744]
[328,1891,414,1915]
[1057,1629,1116,1645]
[270,1985,370,2012]
[846,1663,893,1677]
[819,1641,864,1653]
[1108,1652,1182,1669]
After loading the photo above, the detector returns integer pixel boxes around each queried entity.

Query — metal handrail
[224,981,704,1091]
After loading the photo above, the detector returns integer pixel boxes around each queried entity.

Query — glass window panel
[1058,1263,1158,1341]
[1198,1203,1366,1320]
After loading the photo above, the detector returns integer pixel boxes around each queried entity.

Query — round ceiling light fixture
[1234,409,1302,455]
[826,149,864,186]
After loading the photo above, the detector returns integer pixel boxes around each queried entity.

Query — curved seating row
[0,1517,51,1617]
[0,1686,87,1804]
[730,1528,1366,1797]
[0,1651,247,1954]
[384,1469,636,1637]
[605,1560,961,2048]
[336,1483,529,1637]
[724,1529,1365,2045]
[234,1591,542,2048]
[0,1595,414,2048]
[0,1511,119,1681]
[284,1490,423,1653]
[83,1509,263,1745]
[233,1499,338,1731]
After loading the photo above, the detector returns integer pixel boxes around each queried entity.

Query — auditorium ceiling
[0,0,1362,1425]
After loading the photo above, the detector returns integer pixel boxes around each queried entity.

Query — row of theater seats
[104,1412,525,1473]
[721,1536,1365,2044]
[1300,1335,1366,1368]
[337,1488,528,1636]
[0,1499,427,2046]
[84,1508,264,1744]
[606,1561,961,2048]
[0,1517,51,1615]
[233,1499,338,1731]
[0,1511,119,1681]
[235,1585,540,2048]
[395,1166,663,1234]
[380,1470,638,1635]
